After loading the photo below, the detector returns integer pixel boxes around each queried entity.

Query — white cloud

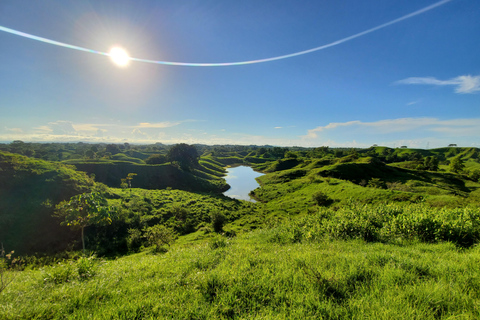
[305,117,480,141]
[4,127,23,133]
[406,100,420,106]
[136,122,181,129]
[305,120,361,138]
[131,128,149,140]
[303,118,480,146]
[48,121,77,135]
[396,75,480,94]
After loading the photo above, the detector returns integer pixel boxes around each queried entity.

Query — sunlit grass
[3,232,480,319]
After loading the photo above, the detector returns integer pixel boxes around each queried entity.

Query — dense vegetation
[2,142,480,318]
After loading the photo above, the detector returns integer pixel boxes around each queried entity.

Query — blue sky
[0,0,479,148]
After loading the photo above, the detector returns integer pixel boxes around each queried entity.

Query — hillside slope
[0,152,95,254]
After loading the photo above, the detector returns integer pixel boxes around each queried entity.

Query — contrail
[0,0,452,67]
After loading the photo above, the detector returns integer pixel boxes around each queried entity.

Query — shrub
[211,212,226,233]
[76,256,97,280]
[127,229,143,252]
[312,191,333,206]
[143,225,176,252]
[367,178,386,189]
[42,262,75,284]
[209,235,228,249]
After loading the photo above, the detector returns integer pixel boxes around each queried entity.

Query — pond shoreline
[223,165,264,202]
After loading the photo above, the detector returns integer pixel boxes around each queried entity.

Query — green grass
[3,233,480,319]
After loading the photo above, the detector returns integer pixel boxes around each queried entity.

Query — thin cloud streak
[305,117,480,139]
[396,75,480,93]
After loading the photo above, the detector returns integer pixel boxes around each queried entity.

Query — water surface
[224,166,263,201]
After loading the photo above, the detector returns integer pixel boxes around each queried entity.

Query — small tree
[449,157,465,173]
[424,156,439,171]
[211,212,226,233]
[55,192,116,254]
[126,173,137,188]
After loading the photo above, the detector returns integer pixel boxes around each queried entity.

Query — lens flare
[0,0,452,67]
[109,47,130,67]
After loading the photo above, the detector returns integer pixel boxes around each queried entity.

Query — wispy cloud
[136,122,182,129]
[4,127,23,133]
[396,75,480,94]
[304,118,480,139]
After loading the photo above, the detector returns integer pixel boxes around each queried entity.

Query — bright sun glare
[109,47,130,67]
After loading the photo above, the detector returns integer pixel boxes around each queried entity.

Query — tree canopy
[167,144,199,170]
[55,192,116,253]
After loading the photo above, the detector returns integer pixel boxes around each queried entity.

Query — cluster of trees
[144,143,199,170]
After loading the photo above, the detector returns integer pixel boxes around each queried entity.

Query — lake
[223,166,264,201]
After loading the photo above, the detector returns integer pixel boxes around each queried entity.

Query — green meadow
[2,143,480,318]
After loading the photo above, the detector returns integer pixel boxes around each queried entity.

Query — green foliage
[127,229,143,252]
[55,192,116,253]
[312,191,333,206]
[211,211,226,233]
[76,255,97,280]
[167,143,199,170]
[450,156,465,173]
[284,151,298,159]
[467,168,480,182]
[0,244,15,293]
[72,161,228,193]
[423,155,439,171]
[145,153,167,165]
[5,236,480,319]
[143,225,176,252]
[41,255,98,284]
[0,151,96,254]
[126,172,137,188]
[367,177,386,189]
[41,261,75,284]
[264,203,480,247]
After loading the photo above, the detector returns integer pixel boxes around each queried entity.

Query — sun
[108,47,130,67]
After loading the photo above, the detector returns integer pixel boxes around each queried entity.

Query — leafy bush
[209,235,229,249]
[127,229,143,252]
[261,203,480,247]
[312,191,333,206]
[367,178,386,189]
[143,225,176,252]
[76,256,97,280]
[41,262,75,284]
[211,212,226,233]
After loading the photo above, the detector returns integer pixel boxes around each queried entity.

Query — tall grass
[263,202,480,247]
[2,234,480,319]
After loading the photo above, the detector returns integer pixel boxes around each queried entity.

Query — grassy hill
[70,162,228,193]
[3,145,480,318]
[0,152,95,254]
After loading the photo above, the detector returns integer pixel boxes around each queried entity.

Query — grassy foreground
[2,231,480,319]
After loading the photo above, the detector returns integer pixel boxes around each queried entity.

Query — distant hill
[68,160,228,193]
